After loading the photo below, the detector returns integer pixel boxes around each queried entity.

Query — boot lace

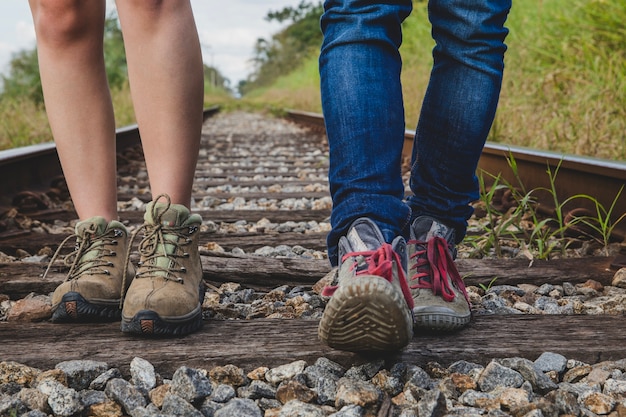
[43,225,122,281]
[322,243,414,309]
[120,195,197,304]
[408,236,469,304]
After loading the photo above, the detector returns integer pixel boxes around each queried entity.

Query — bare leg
[29,0,118,221]
[115,0,204,208]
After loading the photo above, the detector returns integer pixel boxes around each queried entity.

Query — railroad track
[1,109,625,378]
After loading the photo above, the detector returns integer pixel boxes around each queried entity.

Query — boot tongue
[74,217,110,263]
[346,220,384,252]
[144,202,191,277]
[76,216,108,237]
[411,216,454,243]
[145,202,189,227]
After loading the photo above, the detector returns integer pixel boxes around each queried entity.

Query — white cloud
[0,1,305,84]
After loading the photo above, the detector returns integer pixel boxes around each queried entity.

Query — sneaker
[48,217,134,322]
[318,218,414,352]
[121,195,204,337]
[408,216,471,331]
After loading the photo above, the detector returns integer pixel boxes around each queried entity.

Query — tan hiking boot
[318,218,414,352]
[121,195,204,337]
[49,217,134,322]
[408,216,471,331]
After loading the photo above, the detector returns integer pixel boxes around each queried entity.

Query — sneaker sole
[318,276,413,352]
[51,292,121,323]
[413,307,471,332]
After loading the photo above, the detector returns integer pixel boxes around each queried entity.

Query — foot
[318,218,414,352]
[121,195,204,337]
[408,216,471,331]
[49,217,133,322]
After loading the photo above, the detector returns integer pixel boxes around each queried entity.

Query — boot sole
[120,283,205,337]
[318,276,413,352]
[120,308,203,337]
[51,292,121,323]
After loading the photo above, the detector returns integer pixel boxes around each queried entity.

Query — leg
[116,0,204,337]
[29,0,117,221]
[320,0,413,266]
[115,0,204,208]
[406,0,511,242]
[318,0,415,352]
[406,0,511,331]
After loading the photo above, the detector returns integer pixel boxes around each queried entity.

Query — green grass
[249,0,626,161]
[0,81,236,151]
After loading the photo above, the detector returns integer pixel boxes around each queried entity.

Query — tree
[241,1,323,95]
[1,12,128,103]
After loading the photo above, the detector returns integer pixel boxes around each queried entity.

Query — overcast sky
[0,1,307,85]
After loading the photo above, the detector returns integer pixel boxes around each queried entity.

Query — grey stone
[344,360,384,381]
[55,359,108,391]
[559,381,601,398]
[536,284,555,295]
[47,385,83,416]
[562,282,576,296]
[199,399,223,417]
[266,360,307,385]
[603,378,626,397]
[477,361,525,392]
[105,378,147,415]
[314,357,346,379]
[171,366,212,403]
[130,404,168,417]
[328,404,364,417]
[210,384,236,403]
[89,367,123,390]
[214,398,262,417]
[497,357,558,394]
[161,393,204,417]
[257,397,282,411]
[447,361,484,376]
[22,410,49,417]
[316,376,338,406]
[278,399,326,417]
[79,389,107,407]
[0,396,27,416]
[406,365,433,390]
[418,389,448,417]
[487,285,527,296]
[534,296,562,314]
[443,406,486,416]
[130,357,157,391]
[534,352,568,374]
[238,380,277,399]
[553,388,580,416]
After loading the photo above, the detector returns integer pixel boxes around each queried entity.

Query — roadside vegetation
[0,14,232,151]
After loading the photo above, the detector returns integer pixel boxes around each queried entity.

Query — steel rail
[0,107,220,207]
[285,109,626,242]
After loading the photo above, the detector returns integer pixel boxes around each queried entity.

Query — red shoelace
[408,236,469,304]
[322,243,414,310]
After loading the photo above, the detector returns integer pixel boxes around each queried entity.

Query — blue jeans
[320,0,511,266]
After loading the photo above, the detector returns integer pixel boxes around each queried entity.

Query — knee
[118,0,184,21]
[31,0,100,47]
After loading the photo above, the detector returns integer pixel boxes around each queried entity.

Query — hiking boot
[121,195,204,337]
[318,218,414,352]
[408,216,471,331]
[49,217,134,322]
